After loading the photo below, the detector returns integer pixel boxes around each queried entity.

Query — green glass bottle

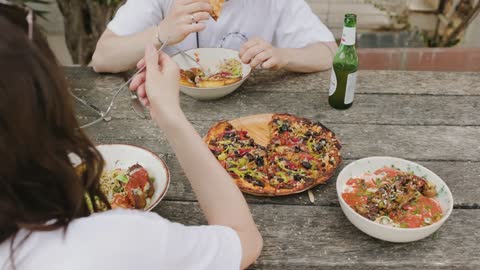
[329,14,358,110]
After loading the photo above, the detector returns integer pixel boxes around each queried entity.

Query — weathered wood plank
[75,91,480,126]
[246,70,480,96]
[85,120,480,162]
[65,67,480,96]
[75,90,480,126]
[162,155,480,208]
[64,67,123,92]
[154,201,480,269]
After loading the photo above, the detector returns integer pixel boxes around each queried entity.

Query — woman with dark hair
[0,4,262,270]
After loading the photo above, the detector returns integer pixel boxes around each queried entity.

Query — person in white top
[0,4,261,270]
[92,0,338,73]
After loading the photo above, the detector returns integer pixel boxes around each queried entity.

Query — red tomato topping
[290,137,301,143]
[342,192,368,208]
[239,130,248,140]
[238,148,250,156]
[286,162,298,170]
[374,167,401,177]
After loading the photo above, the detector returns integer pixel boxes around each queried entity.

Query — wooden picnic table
[67,67,480,270]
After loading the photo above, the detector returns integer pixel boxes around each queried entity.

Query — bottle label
[329,68,336,96]
[345,71,357,104]
[341,26,356,46]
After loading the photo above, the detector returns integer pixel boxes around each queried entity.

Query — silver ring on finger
[190,14,196,24]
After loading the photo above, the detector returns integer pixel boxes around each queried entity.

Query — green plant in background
[13,0,124,65]
[364,0,480,48]
[54,0,125,65]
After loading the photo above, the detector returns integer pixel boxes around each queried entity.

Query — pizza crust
[209,0,225,21]
[204,121,232,143]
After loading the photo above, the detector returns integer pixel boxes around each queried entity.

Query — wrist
[155,21,171,46]
[276,48,291,69]
[152,107,187,130]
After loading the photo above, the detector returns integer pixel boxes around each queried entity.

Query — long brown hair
[0,4,108,264]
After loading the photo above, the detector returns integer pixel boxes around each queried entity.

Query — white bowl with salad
[173,48,251,101]
[96,144,170,211]
[336,156,453,243]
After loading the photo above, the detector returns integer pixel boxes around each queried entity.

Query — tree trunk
[55,0,123,65]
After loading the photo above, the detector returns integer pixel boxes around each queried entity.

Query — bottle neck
[340,25,356,46]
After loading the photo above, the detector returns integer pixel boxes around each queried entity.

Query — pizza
[205,114,342,196]
[205,121,271,194]
[209,0,225,21]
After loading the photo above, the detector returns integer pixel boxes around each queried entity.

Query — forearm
[91,26,160,73]
[160,114,262,268]
[160,114,256,229]
[280,42,338,73]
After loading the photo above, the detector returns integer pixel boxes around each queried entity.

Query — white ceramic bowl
[96,144,170,211]
[172,48,252,100]
[336,156,453,243]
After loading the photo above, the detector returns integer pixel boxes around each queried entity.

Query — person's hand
[130,44,182,126]
[158,0,211,45]
[239,38,288,70]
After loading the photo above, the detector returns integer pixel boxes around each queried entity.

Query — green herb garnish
[116,174,129,183]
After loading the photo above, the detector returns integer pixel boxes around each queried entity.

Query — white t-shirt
[107,0,334,55]
[0,210,242,270]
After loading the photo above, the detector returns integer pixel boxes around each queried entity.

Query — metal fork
[170,44,212,77]
[128,40,170,118]
[77,39,169,128]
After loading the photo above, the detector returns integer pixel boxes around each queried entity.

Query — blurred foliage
[364,0,478,47]
[12,0,123,20]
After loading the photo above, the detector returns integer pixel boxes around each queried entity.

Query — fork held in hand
[128,38,169,118]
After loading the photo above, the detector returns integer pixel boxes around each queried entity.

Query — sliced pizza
[270,114,341,156]
[266,145,320,194]
[209,0,225,21]
[205,114,342,196]
[205,121,271,194]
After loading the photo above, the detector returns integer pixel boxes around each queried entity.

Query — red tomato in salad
[392,196,443,228]
[127,168,149,190]
[346,178,364,188]
[374,167,401,177]
[112,194,131,209]
[342,192,368,208]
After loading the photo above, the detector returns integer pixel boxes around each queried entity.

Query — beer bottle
[329,14,358,110]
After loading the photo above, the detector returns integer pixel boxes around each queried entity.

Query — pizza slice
[270,114,341,160]
[269,114,311,149]
[267,144,333,194]
[268,114,342,192]
[205,121,270,193]
[267,145,315,193]
[302,121,342,171]
[209,0,225,21]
